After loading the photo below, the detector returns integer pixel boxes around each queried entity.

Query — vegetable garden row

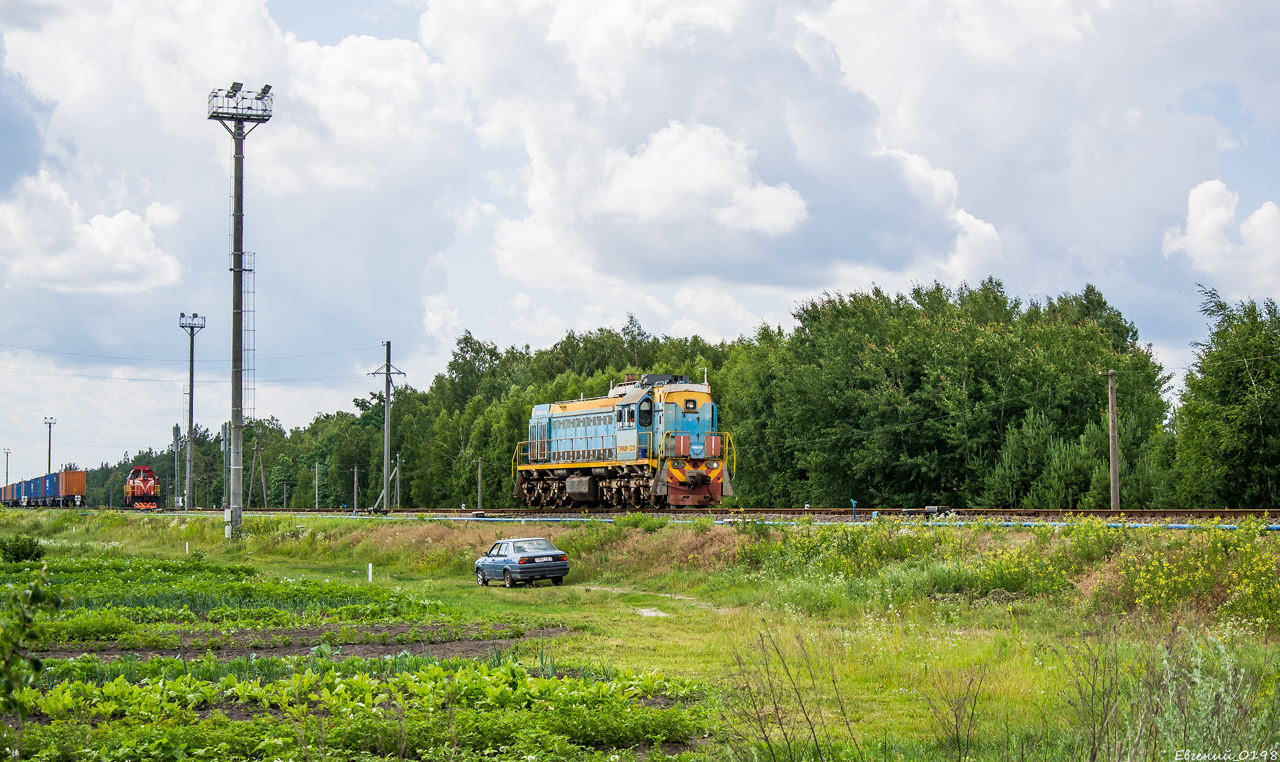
[0,554,708,760]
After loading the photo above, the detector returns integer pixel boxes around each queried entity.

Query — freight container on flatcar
[511,373,735,509]
[2,469,87,507]
[60,470,87,502]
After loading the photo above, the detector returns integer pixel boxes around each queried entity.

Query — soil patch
[34,627,574,662]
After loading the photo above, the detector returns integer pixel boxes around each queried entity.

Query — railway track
[215,506,1277,521]
[39,505,1277,522]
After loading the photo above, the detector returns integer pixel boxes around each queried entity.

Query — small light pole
[1108,369,1119,511]
[3,449,9,485]
[43,417,56,475]
[179,312,206,516]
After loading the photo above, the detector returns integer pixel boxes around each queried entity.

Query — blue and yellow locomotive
[512,374,735,508]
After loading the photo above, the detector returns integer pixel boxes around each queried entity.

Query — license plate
[536,556,552,562]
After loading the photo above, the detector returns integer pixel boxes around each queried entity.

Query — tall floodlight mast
[208,82,272,535]
[179,312,206,512]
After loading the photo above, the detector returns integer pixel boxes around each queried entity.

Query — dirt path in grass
[34,627,574,662]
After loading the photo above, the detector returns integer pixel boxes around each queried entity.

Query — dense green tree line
[72,280,1280,512]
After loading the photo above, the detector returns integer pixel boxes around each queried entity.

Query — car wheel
[504,570,514,588]
[552,576,563,586]
[476,568,488,586]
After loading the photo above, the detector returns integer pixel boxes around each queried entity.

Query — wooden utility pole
[1108,370,1119,511]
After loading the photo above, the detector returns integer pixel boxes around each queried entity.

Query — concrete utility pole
[179,313,205,517]
[353,466,359,513]
[3,449,9,485]
[368,341,403,512]
[173,424,181,510]
[315,461,319,510]
[222,421,230,509]
[477,457,483,511]
[43,417,55,475]
[1108,369,1119,511]
[208,82,272,536]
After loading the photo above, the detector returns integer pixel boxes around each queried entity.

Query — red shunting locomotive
[124,466,159,510]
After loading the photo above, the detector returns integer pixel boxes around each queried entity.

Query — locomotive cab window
[684,399,697,412]
[615,409,623,424]
[627,407,636,424]
[638,399,653,427]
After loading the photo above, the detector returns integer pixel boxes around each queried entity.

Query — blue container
[44,472,59,499]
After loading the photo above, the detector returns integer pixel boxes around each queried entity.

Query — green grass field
[0,509,1276,761]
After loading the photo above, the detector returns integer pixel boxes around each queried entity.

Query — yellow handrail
[723,431,737,479]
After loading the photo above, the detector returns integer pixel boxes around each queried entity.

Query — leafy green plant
[615,513,668,533]
[40,608,137,643]
[0,570,63,753]
[0,535,45,563]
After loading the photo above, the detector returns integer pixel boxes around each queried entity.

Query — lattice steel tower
[208,82,272,535]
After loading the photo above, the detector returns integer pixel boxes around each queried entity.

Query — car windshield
[511,539,556,554]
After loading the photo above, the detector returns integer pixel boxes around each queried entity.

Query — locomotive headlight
[707,461,720,469]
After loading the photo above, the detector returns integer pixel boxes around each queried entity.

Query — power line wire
[0,365,371,384]
[0,342,381,363]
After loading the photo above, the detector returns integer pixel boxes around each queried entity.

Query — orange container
[60,470,87,497]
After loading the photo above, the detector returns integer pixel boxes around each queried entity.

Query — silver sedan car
[475,537,570,588]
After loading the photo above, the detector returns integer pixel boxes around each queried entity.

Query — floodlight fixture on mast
[208,82,272,536]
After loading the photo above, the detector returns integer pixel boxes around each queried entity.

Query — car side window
[488,543,502,556]
[500,543,511,557]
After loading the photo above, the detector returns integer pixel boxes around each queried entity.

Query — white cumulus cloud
[669,287,761,341]
[0,172,181,294]
[877,147,1003,281]
[1163,180,1280,299]
[594,121,807,234]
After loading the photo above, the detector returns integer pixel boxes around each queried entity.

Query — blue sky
[1,0,1279,478]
